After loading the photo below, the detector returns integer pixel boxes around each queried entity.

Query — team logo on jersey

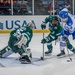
[54,27,57,29]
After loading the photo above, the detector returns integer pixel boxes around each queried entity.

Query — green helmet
[52,16,59,21]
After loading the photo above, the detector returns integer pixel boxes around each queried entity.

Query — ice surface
[0,33,75,75]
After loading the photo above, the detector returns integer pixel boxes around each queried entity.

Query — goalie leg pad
[22,48,32,59]
[2,50,13,58]
[0,46,13,58]
[19,48,32,64]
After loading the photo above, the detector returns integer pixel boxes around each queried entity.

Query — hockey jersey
[8,26,33,52]
[59,8,75,39]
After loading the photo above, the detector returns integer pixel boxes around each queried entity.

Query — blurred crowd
[47,0,71,15]
[0,0,32,15]
[35,0,71,15]
[0,0,73,15]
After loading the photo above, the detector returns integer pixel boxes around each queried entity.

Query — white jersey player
[57,8,75,57]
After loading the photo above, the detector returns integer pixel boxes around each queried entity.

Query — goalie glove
[14,34,27,48]
[41,22,46,29]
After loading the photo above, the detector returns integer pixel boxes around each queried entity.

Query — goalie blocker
[0,21,34,64]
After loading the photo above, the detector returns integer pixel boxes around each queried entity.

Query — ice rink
[0,33,75,75]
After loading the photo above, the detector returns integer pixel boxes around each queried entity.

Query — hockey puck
[41,57,44,60]
[67,60,72,62]
[67,60,70,62]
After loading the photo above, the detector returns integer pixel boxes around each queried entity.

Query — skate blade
[45,53,52,56]
[57,55,66,58]
[21,61,31,64]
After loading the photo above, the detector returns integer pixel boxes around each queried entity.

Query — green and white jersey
[47,23,63,42]
[9,26,33,50]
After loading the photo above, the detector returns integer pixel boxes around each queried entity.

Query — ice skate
[19,55,32,64]
[45,51,52,56]
[57,50,65,58]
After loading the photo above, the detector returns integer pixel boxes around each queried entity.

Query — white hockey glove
[14,34,27,48]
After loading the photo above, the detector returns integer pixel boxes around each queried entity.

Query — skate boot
[45,50,52,56]
[19,48,32,64]
[57,50,65,57]
[45,44,53,56]
[19,55,32,64]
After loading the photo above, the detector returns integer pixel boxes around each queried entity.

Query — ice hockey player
[41,15,63,55]
[57,8,75,57]
[0,21,34,64]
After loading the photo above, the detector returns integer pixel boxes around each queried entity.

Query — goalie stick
[0,63,5,67]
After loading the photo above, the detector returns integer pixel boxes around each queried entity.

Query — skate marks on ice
[57,53,75,61]
[0,55,56,67]
[0,52,75,67]
[0,63,5,67]
[0,52,57,67]
[43,58,75,75]
[0,57,21,67]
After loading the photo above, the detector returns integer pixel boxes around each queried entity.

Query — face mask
[62,18,68,22]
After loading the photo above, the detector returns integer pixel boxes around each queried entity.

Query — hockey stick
[55,40,57,45]
[0,63,5,67]
[41,30,45,60]
[66,43,72,62]
[61,20,72,62]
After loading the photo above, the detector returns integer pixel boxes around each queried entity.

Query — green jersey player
[0,21,34,64]
[41,15,63,55]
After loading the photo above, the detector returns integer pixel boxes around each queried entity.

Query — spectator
[34,0,46,15]
[54,1,60,15]
[61,0,71,13]
[19,0,28,15]
[63,0,70,9]
[3,0,11,15]
[47,3,53,15]
[47,3,56,15]
[0,0,11,15]
[13,0,20,15]
[0,0,4,15]
[25,3,32,15]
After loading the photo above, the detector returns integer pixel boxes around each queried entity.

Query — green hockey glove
[41,22,46,29]
[41,38,47,44]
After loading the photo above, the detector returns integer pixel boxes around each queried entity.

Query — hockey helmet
[27,21,34,29]
[52,16,59,21]
[59,11,68,19]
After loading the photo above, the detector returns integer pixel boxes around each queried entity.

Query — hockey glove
[63,36,70,44]
[14,34,27,48]
[41,38,47,44]
[41,22,46,29]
